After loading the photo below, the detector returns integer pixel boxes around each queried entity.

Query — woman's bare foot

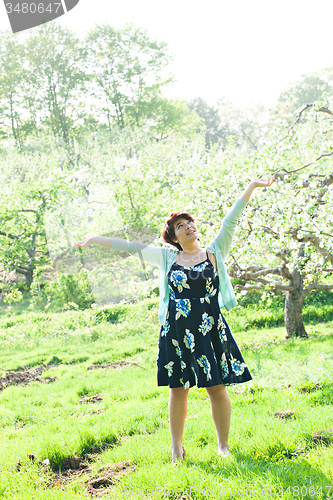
[172,445,186,463]
[217,446,231,457]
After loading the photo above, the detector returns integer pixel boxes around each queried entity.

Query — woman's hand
[240,178,274,202]
[250,178,274,188]
[74,234,97,248]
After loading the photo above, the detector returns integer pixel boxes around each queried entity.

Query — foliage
[0,23,194,147]
[84,23,172,130]
[44,270,94,310]
[187,97,230,148]
[2,288,23,305]
[24,23,85,145]
[277,67,333,115]
[0,155,86,287]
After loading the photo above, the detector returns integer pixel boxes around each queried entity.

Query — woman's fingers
[74,236,88,247]
[74,234,95,248]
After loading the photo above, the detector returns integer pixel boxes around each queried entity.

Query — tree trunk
[284,290,307,338]
[15,266,34,289]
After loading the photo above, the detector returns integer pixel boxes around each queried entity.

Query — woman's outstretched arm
[74,234,127,250]
[74,234,170,267]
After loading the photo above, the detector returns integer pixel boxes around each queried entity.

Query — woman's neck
[179,243,203,255]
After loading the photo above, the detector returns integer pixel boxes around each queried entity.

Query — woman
[74,178,273,462]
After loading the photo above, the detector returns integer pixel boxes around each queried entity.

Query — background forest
[0,22,332,338]
[0,22,332,500]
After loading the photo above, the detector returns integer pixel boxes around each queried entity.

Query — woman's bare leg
[169,387,189,462]
[206,384,231,455]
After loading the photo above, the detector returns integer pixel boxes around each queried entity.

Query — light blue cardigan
[111,199,248,325]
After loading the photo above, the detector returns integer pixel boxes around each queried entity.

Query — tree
[277,67,333,115]
[84,24,172,130]
[187,97,230,149]
[0,159,83,288]
[217,99,268,152]
[0,35,30,148]
[228,104,333,337]
[24,23,86,145]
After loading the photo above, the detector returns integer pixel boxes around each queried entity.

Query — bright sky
[1,0,333,107]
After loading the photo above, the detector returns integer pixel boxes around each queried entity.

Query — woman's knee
[170,387,189,399]
[206,384,226,398]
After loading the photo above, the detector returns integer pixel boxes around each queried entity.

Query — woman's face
[173,217,198,246]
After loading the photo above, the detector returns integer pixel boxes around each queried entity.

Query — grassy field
[0,298,332,499]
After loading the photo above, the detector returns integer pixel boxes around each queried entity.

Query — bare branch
[235,284,263,291]
[0,231,20,240]
[236,282,293,292]
[275,150,333,177]
[275,249,291,264]
[299,233,333,263]
[275,104,333,150]
[238,266,285,280]
[315,173,333,205]
[289,104,333,136]
[318,107,333,117]
[302,282,333,297]
[234,262,293,281]
[261,226,280,239]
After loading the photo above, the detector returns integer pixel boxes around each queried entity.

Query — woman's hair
[162,211,195,251]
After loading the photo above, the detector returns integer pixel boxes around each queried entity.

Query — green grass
[0,299,332,499]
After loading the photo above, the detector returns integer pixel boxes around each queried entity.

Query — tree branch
[302,282,333,297]
[0,230,20,240]
[289,231,333,263]
[261,226,280,239]
[236,282,294,292]
[275,150,333,177]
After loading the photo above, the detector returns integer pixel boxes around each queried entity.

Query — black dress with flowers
[157,252,252,389]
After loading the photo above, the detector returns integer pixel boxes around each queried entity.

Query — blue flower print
[184,329,195,352]
[175,299,191,320]
[169,287,176,301]
[230,354,246,376]
[170,270,190,292]
[191,261,209,272]
[197,355,212,381]
[220,353,229,378]
[198,312,214,335]
[201,278,217,304]
[161,318,170,337]
[217,314,227,342]
[164,361,174,377]
[181,261,209,272]
[172,338,182,358]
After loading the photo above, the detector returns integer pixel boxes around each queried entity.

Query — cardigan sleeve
[210,199,248,261]
[110,237,165,268]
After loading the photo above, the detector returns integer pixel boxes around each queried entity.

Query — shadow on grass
[189,450,331,498]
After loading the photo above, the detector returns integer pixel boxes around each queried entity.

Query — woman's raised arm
[208,178,274,260]
[239,178,274,202]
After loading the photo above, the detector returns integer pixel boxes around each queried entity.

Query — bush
[45,270,94,310]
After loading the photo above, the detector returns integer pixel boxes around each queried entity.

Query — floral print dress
[157,252,252,389]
